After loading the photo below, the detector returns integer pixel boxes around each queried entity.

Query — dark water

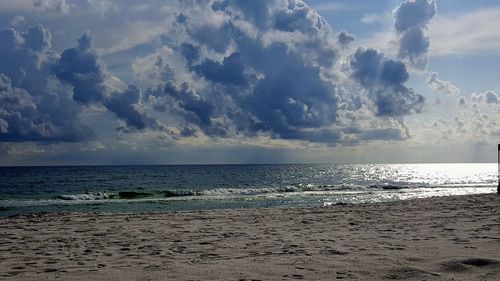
[0,164,496,216]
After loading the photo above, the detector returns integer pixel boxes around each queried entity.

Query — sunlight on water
[361,163,496,187]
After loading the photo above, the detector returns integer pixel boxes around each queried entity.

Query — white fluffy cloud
[427,72,460,96]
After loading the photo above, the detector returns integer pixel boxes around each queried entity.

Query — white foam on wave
[197,184,342,197]
[57,192,110,201]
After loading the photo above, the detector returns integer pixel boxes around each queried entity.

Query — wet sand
[1,194,499,280]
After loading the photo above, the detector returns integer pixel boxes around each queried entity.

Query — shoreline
[1,186,496,218]
[1,193,499,280]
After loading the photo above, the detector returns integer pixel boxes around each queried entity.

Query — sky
[0,0,499,165]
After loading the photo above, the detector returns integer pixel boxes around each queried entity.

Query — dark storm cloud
[0,25,54,90]
[373,86,424,117]
[53,33,164,131]
[393,0,436,68]
[241,43,338,133]
[163,82,215,128]
[52,33,107,104]
[1,0,428,147]
[0,25,93,143]
[0,24,166,143]
[337,31,355,47]
[350,48,409,88]
[350,47,425,116]
[22,25,52,53]
[106,85,162,130]
[157,0,420,144]
[165,1,345,143]
[394,0,436,32]
[210,0,338,67]
[193,52,247,86]
[398,27,429,61]
[179,43,200,66]
[272,1,329,34]
[0,73,93,142]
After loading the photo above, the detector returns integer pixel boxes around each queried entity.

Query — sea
[0,163,497,217]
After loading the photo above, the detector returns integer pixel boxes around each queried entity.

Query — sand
[0,194,499,280]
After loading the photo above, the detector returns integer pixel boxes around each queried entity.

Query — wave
[56,192,111,200]
[197,184,342,197]
[1,185,494,213]
[50,182,493,203]
[162,190,197,197]
[52,184,342,202]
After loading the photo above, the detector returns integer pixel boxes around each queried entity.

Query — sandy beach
[1,194,499,280]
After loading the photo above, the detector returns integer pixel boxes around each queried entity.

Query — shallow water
[0,163,497,216]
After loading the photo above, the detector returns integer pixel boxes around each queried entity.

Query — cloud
[53,33,107,104]
[366,8,500,59]
[239,45,339,141]
[337,31,355,47]
[137,0,425,144]
[105,85,162,130]
[143,0,343,143]
[0,25,93,143]
[1,1,429,148]
[162,82,215,129]
[350,47,425,116]
[176,1,423,143]
[426,72,460,95]
[33,0,71,15]
[457,96,467,106]
[193,52,247,86]
[393,0,436,32]
[420,92,500,144]
[53,32,165,131]
[9,16,26,28]
[132,47,174,84]
[471,90,499,104]
[0,72,93,142]
[0,25,53,87]
[393,0,436,68]
[179,43,200,66]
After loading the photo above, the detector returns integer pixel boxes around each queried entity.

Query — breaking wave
[56,192,111,200]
